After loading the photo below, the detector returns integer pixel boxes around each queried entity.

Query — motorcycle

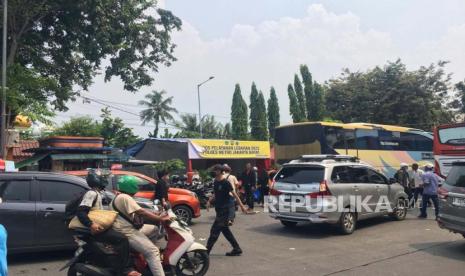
[62,203,209,276]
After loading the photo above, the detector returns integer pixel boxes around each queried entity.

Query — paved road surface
[9,208,465,275]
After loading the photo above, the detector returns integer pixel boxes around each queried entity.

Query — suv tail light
[269,180,282,196]
[434,160,445,178]
[308,180,331,198]
[438,186,449,200]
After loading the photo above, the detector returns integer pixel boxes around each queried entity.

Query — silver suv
[268,155,408,234]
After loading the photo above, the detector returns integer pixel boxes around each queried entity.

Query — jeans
[259,186,269,204]
[244,185,255,209]
[92,228,131,275]
[206,208,241,252]
[420,194,439,218]
[129,230,165,276]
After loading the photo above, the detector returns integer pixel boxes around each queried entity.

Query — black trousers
[92,228,131,275]
[206,207,240,252]
[259,186,269,204]
[244,185,254,209]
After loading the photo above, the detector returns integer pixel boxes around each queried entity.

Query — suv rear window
[276,166,324,184]
[446,164,465,187]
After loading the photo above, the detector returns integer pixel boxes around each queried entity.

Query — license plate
[452,197,465,207]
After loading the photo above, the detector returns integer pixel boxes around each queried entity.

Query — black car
[0,172,91,253]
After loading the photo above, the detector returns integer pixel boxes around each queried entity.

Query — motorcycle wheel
[175,250,209,276]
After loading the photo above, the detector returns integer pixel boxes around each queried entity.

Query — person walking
[206,164,247,256]
[418,164,440,220]
[395,163,412,205]
[409,163,424,208]
[240,163,257,211]
[223,164,240,224]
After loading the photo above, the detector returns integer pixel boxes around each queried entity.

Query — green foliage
[139,90,178,138]
[51,109,140,148]
[222,123,232,139]
[325,60,457,129]
[300,65,324,121]
[100,108,141,148]
[249,82,260,139]
[288,84,303,123]
[231,84,248,140]
[455,81,465,115]
[251,91,268,141]
[3,0,181,123]
[173,114,224,138]
[293,74,306,120]
[152,159,186,173]
[201,115,224,139]
[267,87,280,139]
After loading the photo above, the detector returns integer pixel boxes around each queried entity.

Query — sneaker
[225,248,242,256]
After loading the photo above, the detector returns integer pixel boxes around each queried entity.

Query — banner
[189,139,270,159]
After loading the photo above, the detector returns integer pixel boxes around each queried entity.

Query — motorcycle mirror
[154,199,161,205]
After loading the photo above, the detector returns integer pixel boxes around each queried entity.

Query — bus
[274,122,433,177]
[433,122,465,178]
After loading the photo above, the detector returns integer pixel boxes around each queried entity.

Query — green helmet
[117,175,139,195]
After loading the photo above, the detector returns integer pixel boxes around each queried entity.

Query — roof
[12,140,39,161]
[276,121,423,133]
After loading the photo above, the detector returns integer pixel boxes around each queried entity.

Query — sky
[57,0,465,137]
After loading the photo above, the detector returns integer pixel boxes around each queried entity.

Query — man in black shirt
[154,170,170,207]
[206,164,247,256]
[240,163,257,211]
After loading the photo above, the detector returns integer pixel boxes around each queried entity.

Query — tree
[100,108,140,148]
[267,87,280,140]
[1,1,182,126]
[325,60,457,129]
[455,81,465,117]
[288,84,302,123]
[250,91,268,141]
[294,74,306,120]
[231,84,248,140]
[312,81,325,120]
[175,114,200,138]
[52,116,101,137]
[249,82,260,139]
[223,123,232,139]
[300,64,324,121]
[139,90,177,138]
[201,115,224,139]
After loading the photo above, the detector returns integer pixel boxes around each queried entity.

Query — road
[9,208,465,276]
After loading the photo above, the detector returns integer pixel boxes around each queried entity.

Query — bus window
[399,132,433,151]
[379,131,401,150]
[325,127,345,149]
[356,129,380,150]
[345,130,356,149]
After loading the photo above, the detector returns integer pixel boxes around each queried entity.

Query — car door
[35,179,86,246]
[0,179,35,250]
[348,166,378,217]
[367,168,390,214]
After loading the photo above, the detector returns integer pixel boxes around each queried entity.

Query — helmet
[424,163,434,171]
[117,175,139,195]
[86,169,108,190]
[400,163,408,168]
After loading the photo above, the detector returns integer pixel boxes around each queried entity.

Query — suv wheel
[280,220,298,227]
[339,211,356,234]
[390,199,407,221]
[173,205,193,225]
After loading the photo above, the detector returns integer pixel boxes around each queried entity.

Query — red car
[66,170,201,224]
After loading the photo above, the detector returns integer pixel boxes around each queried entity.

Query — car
[65,170,201,224]
[0,172,92,253]
[268,155,408,234]
[437,162,465,237]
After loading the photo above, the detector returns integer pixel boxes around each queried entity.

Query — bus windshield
[439,126,465,145]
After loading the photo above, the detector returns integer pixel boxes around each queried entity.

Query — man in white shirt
[409,163,424,208]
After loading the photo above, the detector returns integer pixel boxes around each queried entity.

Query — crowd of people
[394,162,442,220]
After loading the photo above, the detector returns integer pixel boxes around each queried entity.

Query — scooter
[62,203,209,276]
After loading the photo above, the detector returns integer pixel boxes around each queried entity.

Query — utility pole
[1,0,7,159]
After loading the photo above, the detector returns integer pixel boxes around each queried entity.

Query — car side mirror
[389,178,397,184]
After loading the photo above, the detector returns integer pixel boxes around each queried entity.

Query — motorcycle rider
[75,169,139,276]
[111,175,171,276]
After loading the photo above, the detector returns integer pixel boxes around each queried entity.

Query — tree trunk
[154,117,159,138]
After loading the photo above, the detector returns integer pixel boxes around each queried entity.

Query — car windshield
[275,166,324,184]
[446,164,465,187]
[439,126,465,144]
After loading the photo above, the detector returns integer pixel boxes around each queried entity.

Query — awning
[15,153,49,169]
[50,154,108,161]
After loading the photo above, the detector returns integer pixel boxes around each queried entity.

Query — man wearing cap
[419,164,440,219]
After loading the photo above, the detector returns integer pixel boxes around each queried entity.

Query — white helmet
[424,163,434,170]
[400,163,408,168]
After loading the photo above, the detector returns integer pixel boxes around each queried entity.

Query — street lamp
[197,76,214,138]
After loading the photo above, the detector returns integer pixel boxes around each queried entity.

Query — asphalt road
[8,208,465,276]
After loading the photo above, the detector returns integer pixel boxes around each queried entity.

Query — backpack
[64,190,97,223]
